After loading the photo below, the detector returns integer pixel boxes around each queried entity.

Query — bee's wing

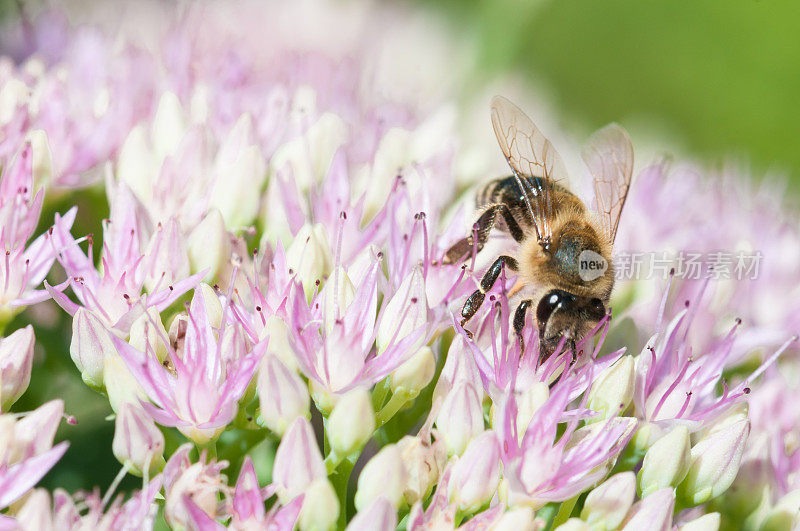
[582,123,634,244]
[490,95,569,245]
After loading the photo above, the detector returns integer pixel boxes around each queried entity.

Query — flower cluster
[0,1,798,530]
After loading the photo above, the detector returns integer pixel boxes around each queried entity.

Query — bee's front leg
[459,255,518,329]
[513,299,533,354]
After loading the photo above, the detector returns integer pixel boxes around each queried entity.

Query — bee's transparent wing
[490,95,569,246]
[582,123,634,244]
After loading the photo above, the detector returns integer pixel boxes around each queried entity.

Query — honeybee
[444,96,634,361]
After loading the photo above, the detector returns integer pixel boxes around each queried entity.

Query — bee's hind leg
[460,255,518,328]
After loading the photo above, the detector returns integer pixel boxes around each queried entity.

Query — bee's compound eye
[587,298,605,320]
[536,291,563,324]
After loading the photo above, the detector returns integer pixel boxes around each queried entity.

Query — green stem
[324,450,343,474]
[372,379,390,410]
[551,495,579,529]
[375,390,413,427]
[331,456,355,528]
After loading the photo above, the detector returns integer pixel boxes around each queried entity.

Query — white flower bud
[491,382,549,442]
[187,209,229,281]
[555,519,590,531]
[260,315,298,372]
[128,309,168,364]
[389,346,435,396]
[112,403,165,477]
[448,431,502,513]
[117,124,156,203]
[396,435,446,506]
[151,91,187,159]
[355,444,407,510]
[257,354,310,436]
[211,114,266,228]
[435,381,484,456]
[0,77,28,124]
[620,487,675,531]
[0,326,34,410]
[678,416,750,506]
[327,388,375,456]
[70,309,116,389]
[376,266,427,354]
[638,425,691,497]
[286,223,332,299]
[588,355,634,419]
[273,418,326,505]
[677,512,721,531]
[760,489,800,530]
[489,507,539,531]
[104,350,147,414]
[298,478,340,531]
[581,471,636,530]
[346,496,397,531]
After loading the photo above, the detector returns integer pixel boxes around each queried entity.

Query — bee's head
[536,289,606,359]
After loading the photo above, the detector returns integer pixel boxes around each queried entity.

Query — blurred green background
[421,0,800,198]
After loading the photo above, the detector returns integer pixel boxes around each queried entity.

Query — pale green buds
[257,353,310,436]
[327,388,376,456]
[448,431,502,513]
[389,346,435,396]
[638,425,691,497]
[112,403,165,477]
[298,478,340,531]
[677,512,721,531]
[396,435,446,506]
[581,471,636,530]
[355,444,408,510]
[588,355,635,420]
[286,223,333,298]
[678,415,750,506]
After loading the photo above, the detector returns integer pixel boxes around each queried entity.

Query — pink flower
[112,286,263,444]
[0,143,75,311]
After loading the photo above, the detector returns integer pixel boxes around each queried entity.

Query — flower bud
[491,382,549,442]
[448,431,502,513]
[435,381,484,456]
[273,418,326,504]
[112,403,165,477]
[355,444,407,510]
[104,350,148,413]
[117,124,157,201]
[638,425,691,497]
[620,487,675,531]
[27,129,52,187]
[389,346,435,396]
[588,355,634,420]
[758,489,800,530]
[128,309,168,364]
[257,354,310,436]
[490,507,539,531]
[677,512,721,531]
[0,326,34,410]
[151,91,187,159]
[187,209,229,281]
[376,266,427,354]
[678,416,749,506]
[396,435,446,506]
[142,218,191,293]
[346,496,397,531]
[70,309,119,389]
[326,388,375,456]
[286,223,332,299]
[581,472,636,530]
[298,478,339,531]
[555,519,590,531]
[261,315,299,372]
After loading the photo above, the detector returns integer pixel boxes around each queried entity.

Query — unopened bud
[327,388,375,456]
[112,403,165,477]
[322,267,355,332]
[638,425,691,497]
[555,519,590,531]
[389,346,435,396]
[490,507,539,531]
[620,487,675,531]
[257,354,310,436]
[355,444,407,510]
[298,478,339,531]
[588,355,634,419]
[273,418,326,505]
[448,431,502,513]
[187,209,229,281]
[346,497,397,531]
[286,223,332,299]
[128,309,168,364]
[581,472,636,530]
[435,381,484,456]
[104,350,147,414]
[70,309,116,389]
[0,326,34,410]
[677,512,721,531]
[678,416,749,506]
